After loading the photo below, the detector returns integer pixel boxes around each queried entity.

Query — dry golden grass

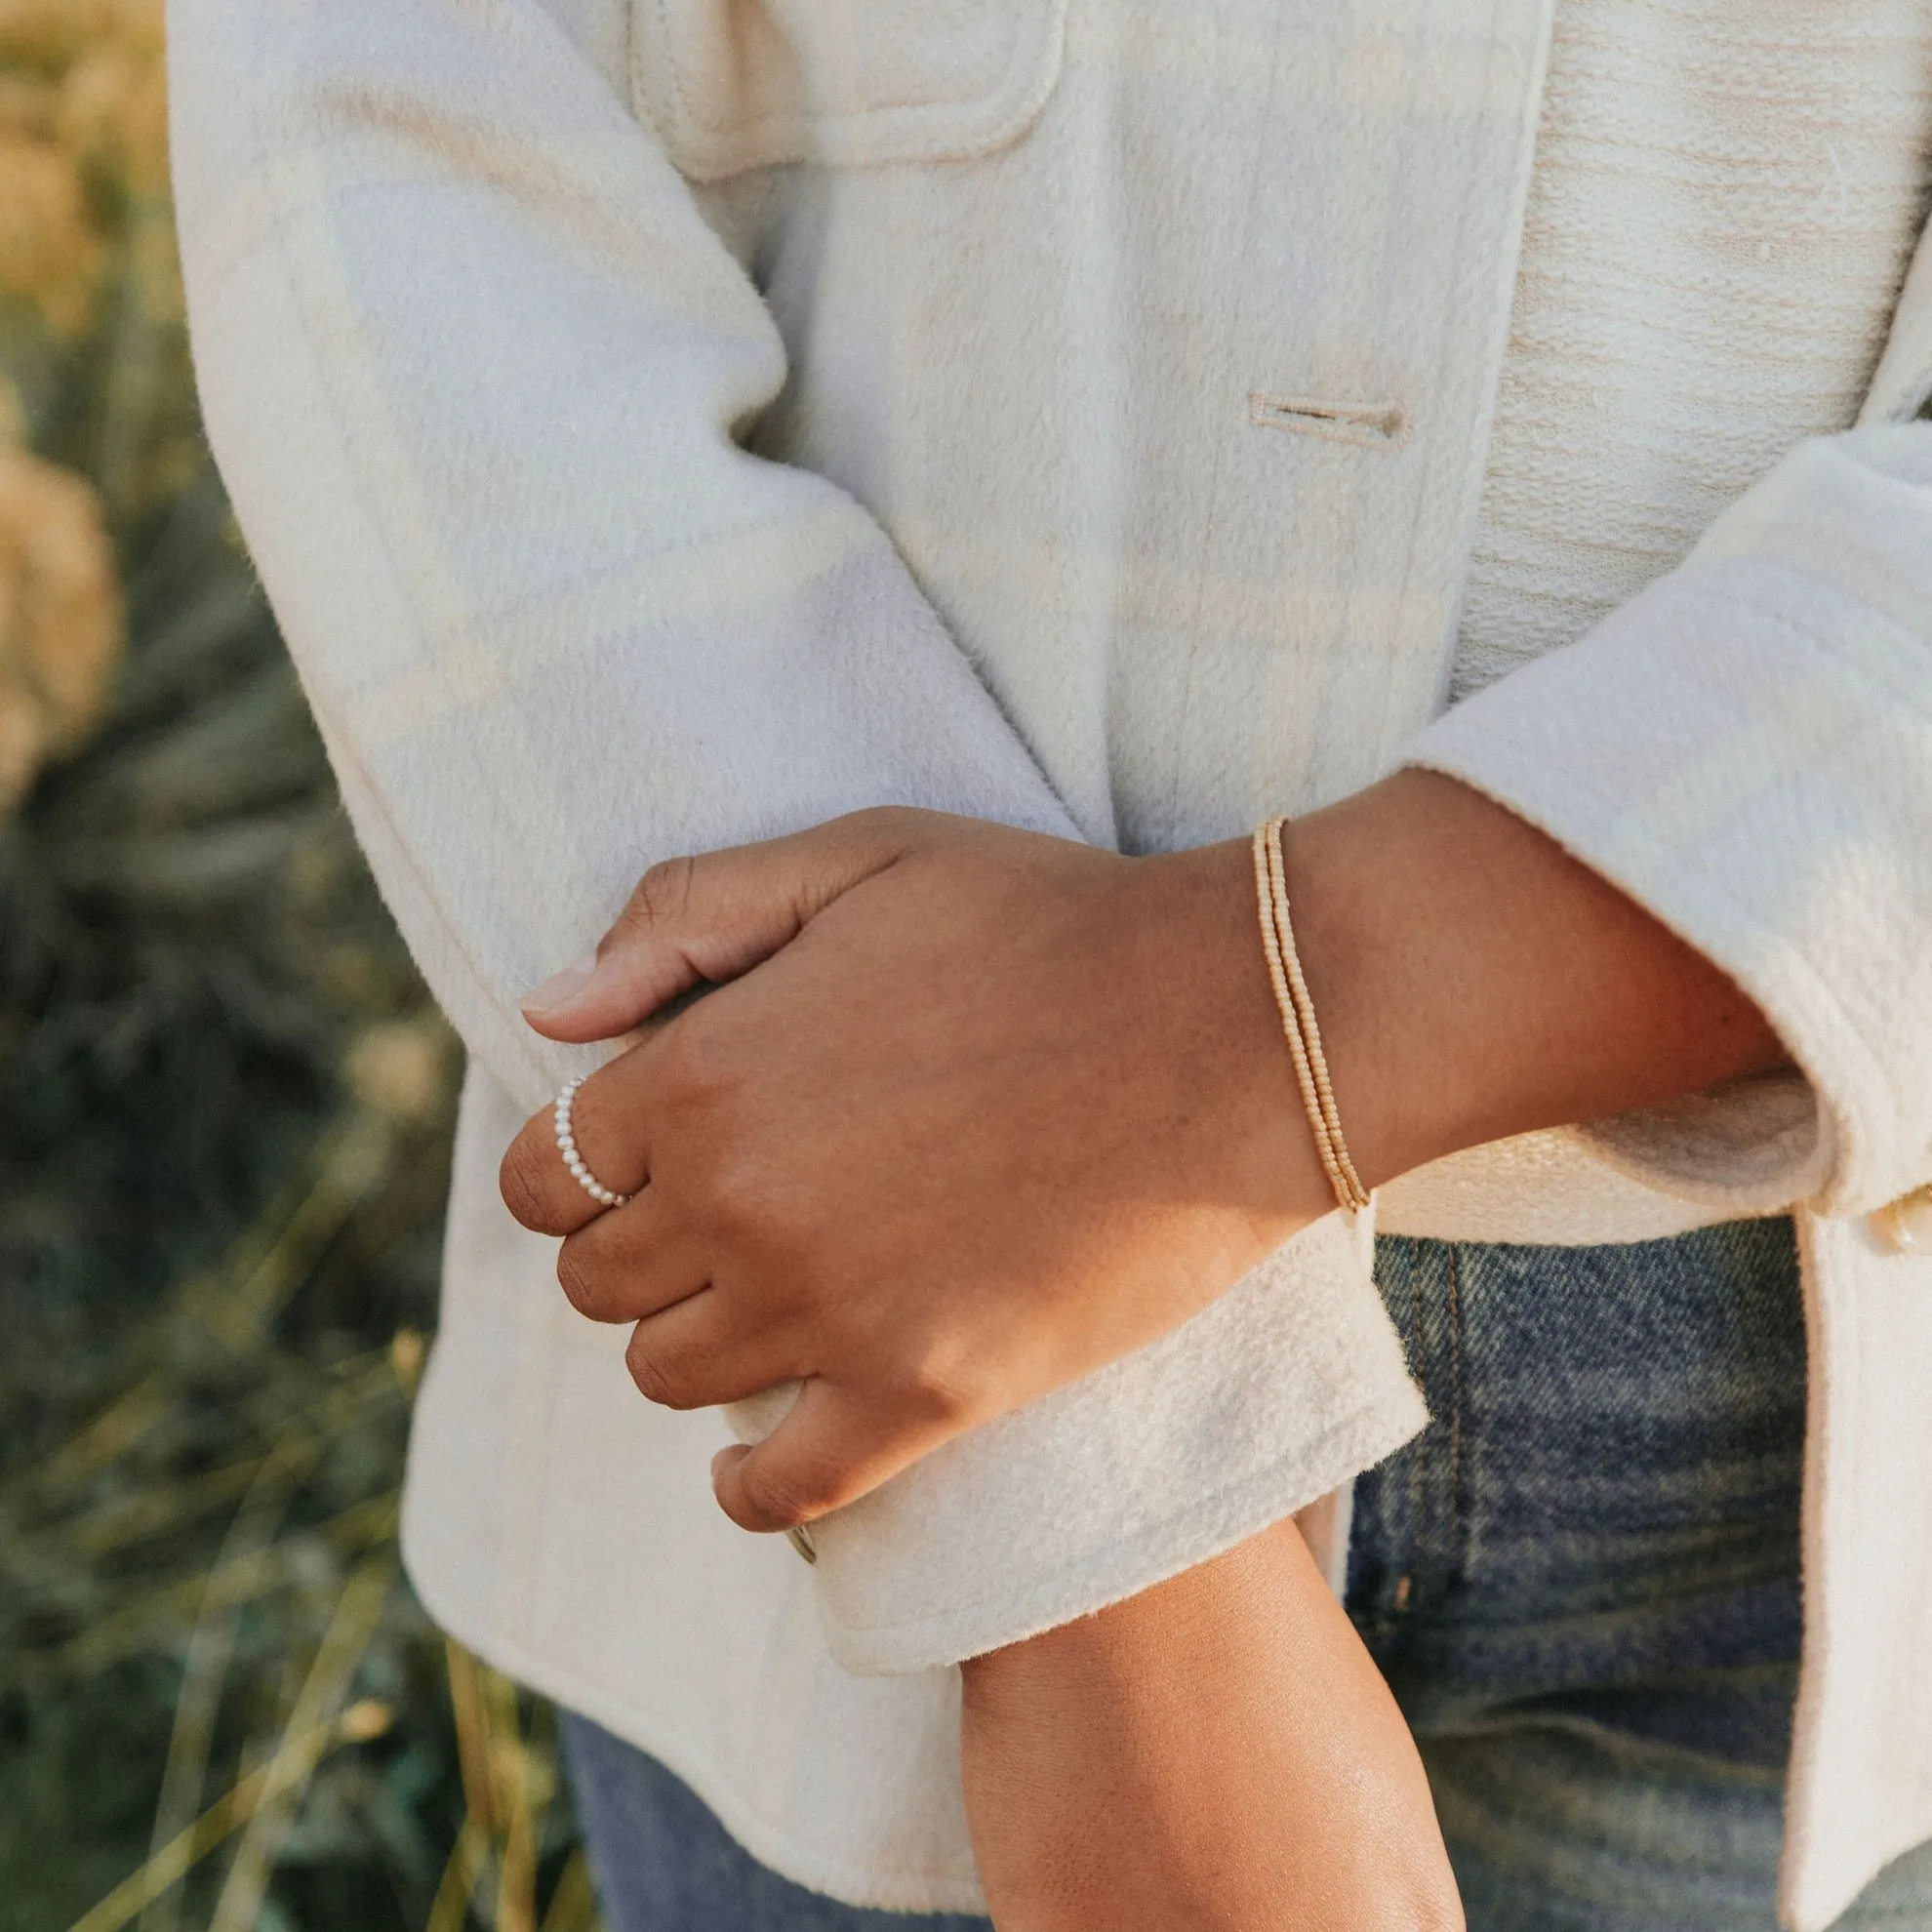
[0,8,602,1929]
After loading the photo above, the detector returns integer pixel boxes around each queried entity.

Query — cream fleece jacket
[167,0,1932,1922]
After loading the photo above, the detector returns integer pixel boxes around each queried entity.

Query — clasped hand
[498,808,1326,1536]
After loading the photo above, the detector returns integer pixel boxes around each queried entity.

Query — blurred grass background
[0,3,599,1926]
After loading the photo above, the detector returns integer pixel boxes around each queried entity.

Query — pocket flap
[630,0,1070,181]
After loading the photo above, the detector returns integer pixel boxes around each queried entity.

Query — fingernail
[520,951,598,1016]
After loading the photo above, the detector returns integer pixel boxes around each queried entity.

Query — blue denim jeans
[563,1221,1932,1929]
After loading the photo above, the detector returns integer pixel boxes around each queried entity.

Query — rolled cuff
[1404,443,1932,1218]
[796,1210,1426,1675]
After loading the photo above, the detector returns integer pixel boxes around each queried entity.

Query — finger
[624,1292,806,1413]
[709,1379,956,1532]
[555,1189,706,1324]
[517,811,920,1044]
[499,1058,649,1237]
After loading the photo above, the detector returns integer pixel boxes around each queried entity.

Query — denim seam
[1410,1245,1428,1605]
[1448,1240,1467,1587]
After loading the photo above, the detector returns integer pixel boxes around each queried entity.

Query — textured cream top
[1388,0,1932,1239]
[1459,0,1932,702]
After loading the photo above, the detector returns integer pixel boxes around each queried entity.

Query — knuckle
[897,1334,976,1429]
[700,1153,759,1237]
[832,805,924,867]
[626,855,698,933]
[844,803,920,842]
[625,1330,694,1409]
[652,1015,727,1113]
[739,1458,827,1530]
[554,1239,608,1319]
[499,1136,560,1230]
[839,804,901,840]
[693,1146,778,1250]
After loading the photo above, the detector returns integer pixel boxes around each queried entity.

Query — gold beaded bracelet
[1252,817,1371,1215]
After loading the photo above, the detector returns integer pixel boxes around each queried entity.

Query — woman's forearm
[958,1517,1464,1932]
[954,770,1785,1928]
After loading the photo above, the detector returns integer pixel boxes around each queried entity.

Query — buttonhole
[1249,390,1408,449]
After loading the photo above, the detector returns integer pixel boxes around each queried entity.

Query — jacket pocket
[628,0,1070,181]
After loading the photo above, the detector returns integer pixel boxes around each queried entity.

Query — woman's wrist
[1120,836,1344,1228]
[1164,768,1789,1227]
[1268,769,1789,1190]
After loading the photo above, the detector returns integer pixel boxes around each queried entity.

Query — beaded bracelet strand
[1252,817,1372,1215]
[1263,818,1371,1209]
[1250,824,1347,1204]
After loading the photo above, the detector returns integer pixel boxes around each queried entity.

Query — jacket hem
[399,1512,995,1918]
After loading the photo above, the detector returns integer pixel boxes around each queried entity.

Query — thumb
[519,812,914,1043]
[710,1377,946,1535]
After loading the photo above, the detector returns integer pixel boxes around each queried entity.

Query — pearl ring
[553,1075,631,1210]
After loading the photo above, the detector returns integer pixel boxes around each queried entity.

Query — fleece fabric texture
[166,0,1932,1921]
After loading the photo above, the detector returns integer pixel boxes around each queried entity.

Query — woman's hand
[498,777,1786,1533]
[959,1517,1464,1931]
[499,808,1332,1532]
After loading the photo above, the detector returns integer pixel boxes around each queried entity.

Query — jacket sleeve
[1404,410,1932,1221]
[167,0,1085,1113]
[170,0,1429,1674]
